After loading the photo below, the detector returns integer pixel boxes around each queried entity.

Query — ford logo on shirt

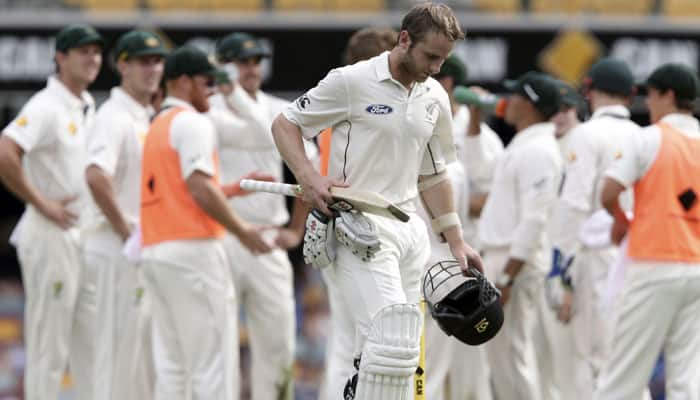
[366,104,393,115]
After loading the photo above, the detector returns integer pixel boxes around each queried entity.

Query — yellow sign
[539,29,603,86]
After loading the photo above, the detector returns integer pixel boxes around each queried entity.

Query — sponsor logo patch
[296,94,310,110]
[365,104,393,115]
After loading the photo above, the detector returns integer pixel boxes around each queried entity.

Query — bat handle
[239,180,303,197]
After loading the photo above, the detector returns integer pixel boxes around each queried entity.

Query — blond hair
[344,27,398,65]
[401,3,465,44]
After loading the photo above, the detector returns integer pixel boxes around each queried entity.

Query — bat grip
[239,180,302,197]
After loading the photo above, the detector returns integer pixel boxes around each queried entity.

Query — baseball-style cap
[554,80,581,108]
[113,30,168,63]
[216,32,271,63]
[504,71,562,119]
[55,24,104,52]
[436,54,467,85]
[163,46,218,80]
[584,57,635,97]
[642,63,700,101]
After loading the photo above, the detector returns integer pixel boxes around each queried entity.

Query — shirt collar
[47,75,93,111]
[591,105,630,120]
[509,122,555,147]
[162,96,195,111]
[111,87,153,120]
[660,113,700,134]
[373,51,393,82]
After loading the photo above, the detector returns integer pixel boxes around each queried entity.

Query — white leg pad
[355,303,423,400]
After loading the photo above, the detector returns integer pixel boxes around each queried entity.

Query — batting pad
[356,303,422,400]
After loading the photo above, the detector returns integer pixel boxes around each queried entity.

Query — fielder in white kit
[596,63,700,400]
[0,24,103,400]
[477,72,564,400]
[271,4,482,399]
[548,58,639,399]
[83,30,168,400]
[209,32,315,400]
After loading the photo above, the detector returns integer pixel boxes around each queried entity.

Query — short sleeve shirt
[2,76,95,219]
[85,87,153,227]
[606,113,700,188]
[163,97,218,179]
[282,51,456,208]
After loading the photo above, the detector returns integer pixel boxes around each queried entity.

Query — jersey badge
[614,151,623,160]
[567,151,576,162]
[68,122,77,136]
[365,104,393,115]
[296,94,310,110]
[15,116,28,127]
[424,101,438,124]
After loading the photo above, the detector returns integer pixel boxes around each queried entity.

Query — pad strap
[431,212,461,234]
[417,170,448,192]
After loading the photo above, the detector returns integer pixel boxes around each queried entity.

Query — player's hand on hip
[238,224,274,255]
[38,195,78,230]
[299,174,348,216]
[448,239,484,274]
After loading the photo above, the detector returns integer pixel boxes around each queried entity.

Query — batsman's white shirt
[282,51,456,209]
[479,122,562,269]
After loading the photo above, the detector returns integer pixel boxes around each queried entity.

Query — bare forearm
[601,178,627,221]
[271,115,317,184]
[188,175,246,236]
[419,177,462,244]
[0,138,43,208]
[289,196,311,233]
[86,165,131,240]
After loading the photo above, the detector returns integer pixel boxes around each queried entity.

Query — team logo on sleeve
[14,116,28,127]
[296,94,311,110]
[365,104,393,115]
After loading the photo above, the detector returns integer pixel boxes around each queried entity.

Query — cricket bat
[239,180,410,222]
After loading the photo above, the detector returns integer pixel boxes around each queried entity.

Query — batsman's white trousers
[322,213,429,398]
[482,246,544,400]
[16,207,96,400]
[83,226,154,400]
[319,267,356,400]
[142,239,237,400]
[223,233,295,400]
[595,262,700,400]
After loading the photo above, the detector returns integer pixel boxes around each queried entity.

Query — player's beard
[398,49,427,83]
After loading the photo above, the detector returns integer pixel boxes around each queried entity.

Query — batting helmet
[422,260,503,345]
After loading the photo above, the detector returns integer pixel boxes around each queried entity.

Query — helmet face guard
[423,260,504,345]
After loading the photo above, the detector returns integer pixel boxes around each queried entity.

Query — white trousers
[223,233,296,400]
[322,213,429,398]
[533,281,576,400]
[566,247,617,400]
[142,239,237,400]
[17,208,96,400]
[482,247,543,400]
[595,263,700,400]
[83,227,154,400]
[319,267,356,400]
